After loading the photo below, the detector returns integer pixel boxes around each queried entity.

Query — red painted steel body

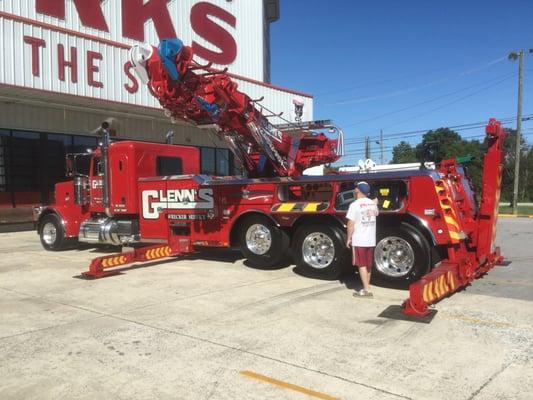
[402,119,506,315]
[139,41,340,178]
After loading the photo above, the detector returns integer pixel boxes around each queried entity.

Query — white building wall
[0,0,313,125]
[0,0,266,80]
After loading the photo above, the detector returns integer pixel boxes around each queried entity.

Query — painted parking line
[443,314,513,329]
[240,370,339,400]
[498,214,533,218]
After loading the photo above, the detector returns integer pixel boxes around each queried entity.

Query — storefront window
[47,134,72,192]
[0,130,10,207]
[0,130,98,208]
[72,135,98,153]
[10,131,42,206]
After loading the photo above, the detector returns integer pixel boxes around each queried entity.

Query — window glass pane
[201,147,216,175]
[0,130,9,201]
[72,135,98,153]
[47,134,70,189]
[13,131,39,140]
[157,156,183,176]
[216,149,229,176]
[10,131,42,205]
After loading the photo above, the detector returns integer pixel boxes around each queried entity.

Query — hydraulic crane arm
[129,39,343,177]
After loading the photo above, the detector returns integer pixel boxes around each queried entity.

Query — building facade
[0,0,313,224]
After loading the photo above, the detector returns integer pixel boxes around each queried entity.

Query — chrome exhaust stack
[98,121,112,218]
[95,118,119,218]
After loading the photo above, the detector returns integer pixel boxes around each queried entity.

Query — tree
[391,141,417,163]
[390,126,533,200]
[414,128,463,163]
[391,127,486,191]
[500,129,529,203]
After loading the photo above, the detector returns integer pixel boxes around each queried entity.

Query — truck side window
[157,156,183,176]
[278,183,332,202]
[335,180,406,211]
[93,158,104,176]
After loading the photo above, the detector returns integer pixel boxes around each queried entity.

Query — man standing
[346,181,379,297]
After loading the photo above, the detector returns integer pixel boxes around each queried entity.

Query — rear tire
[373,223,430,282]
[38,214,76,251]
[293,224,348,279]
[238,215,289,268]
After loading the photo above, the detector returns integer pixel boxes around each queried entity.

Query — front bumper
[32,206,44,223]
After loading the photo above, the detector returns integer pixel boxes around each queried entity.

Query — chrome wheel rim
[42,222,57,245]
[375,236,414,277]
[245,224,272,255]
[302,232,335,269]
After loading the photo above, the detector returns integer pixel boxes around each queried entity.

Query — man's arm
[347,220,355,247]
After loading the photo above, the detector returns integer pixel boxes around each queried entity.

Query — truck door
[89,157,104,212]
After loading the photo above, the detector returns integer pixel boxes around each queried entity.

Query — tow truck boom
[129,39,343,178]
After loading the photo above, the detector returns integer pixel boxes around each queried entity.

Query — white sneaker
[353,289,373,298]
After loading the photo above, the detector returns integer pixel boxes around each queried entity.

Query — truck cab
[36,138,200,250]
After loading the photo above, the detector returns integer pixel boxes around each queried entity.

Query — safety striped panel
[145,246,172,260]
[422,271,457,303]
[434,180,461,243]
[101,255,127,269]
[271,202,329,213]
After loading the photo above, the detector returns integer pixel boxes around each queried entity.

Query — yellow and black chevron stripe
[145,246,172,260]
[434,180,461,243]
[101,255,127,269]
[271,202,329,213]
[422,271,456,303]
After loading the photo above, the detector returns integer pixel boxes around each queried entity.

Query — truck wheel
[293,224,348,279]
[374,223,430,282]
[239,215,289,268]
[39,214,75,251]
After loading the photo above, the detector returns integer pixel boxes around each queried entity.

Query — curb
[498,214,533,218]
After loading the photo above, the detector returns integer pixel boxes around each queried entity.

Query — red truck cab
[36,139,199,249]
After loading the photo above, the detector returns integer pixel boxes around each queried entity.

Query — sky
[269,0,533,163]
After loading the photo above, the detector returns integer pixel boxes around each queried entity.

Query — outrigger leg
[81,242,187,278]
[402,249,504,317]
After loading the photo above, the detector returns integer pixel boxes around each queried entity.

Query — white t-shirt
[346,197,379,247]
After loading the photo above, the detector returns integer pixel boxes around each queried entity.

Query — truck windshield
[66,153,92,177]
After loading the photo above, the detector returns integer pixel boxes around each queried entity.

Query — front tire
[239,215,289,268]
[38,214,75,251]
[374,223,430,282]
[293,224,348,279]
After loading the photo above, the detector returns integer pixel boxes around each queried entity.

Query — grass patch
[498,205,533,215]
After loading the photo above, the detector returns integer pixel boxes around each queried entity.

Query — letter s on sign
[142,190,159,219]
[198,188,214,208]
[190,2,237,65]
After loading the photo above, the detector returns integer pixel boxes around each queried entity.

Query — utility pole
[380,129,384,164]
[509,49,525,214]
[365,136,370,159]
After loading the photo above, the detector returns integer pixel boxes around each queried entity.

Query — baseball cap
[355,181,371,195]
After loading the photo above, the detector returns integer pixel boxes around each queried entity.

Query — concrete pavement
[0,219,532,399]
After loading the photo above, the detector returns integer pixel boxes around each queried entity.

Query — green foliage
[391,141,417,163]
[390,127,532,201]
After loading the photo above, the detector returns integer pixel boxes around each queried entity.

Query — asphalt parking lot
[1,219,532,400]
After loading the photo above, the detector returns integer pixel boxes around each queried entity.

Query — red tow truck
[35,39,505,316]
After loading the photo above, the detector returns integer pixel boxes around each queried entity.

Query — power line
[323,56,507,106]
[341,72,516,128]
[374,74,516,131]
[343,122,515,147]
[314,58,500,97]
[344,114,533,144]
